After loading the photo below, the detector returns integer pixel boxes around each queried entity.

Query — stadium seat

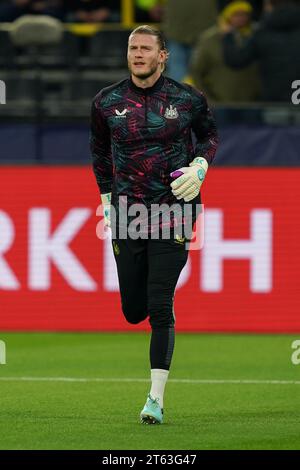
[0,29,16,69]
[83,30,129,69]
[68,76,111,100]
[0,72,38,117]
[47,73,113,117]
[14,31,81,70]
[8,15,80,70]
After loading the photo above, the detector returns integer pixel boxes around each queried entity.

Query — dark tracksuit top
[90,74,218,232]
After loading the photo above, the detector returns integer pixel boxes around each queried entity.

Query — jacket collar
[129,74,165,95]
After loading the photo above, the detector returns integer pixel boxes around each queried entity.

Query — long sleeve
[90,94,113,195]
[190,87,219,165]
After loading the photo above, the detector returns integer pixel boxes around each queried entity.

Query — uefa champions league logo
[0,340,6,365]
[0,80,6,105]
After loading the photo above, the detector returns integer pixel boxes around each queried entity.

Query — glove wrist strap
[101,192,112,205]
[190,157,208,173]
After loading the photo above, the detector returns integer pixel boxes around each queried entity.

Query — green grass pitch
[0,332,300,450]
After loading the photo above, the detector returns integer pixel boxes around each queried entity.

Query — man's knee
[148,305,175,329]
[125,315,145,325]
[148,295,175,329]
[122,304,148,325]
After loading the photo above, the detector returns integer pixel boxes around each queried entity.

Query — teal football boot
[140,394,163,424]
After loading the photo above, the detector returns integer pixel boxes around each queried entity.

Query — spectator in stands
[163,0,218,82]
[191,1,261,103]
[135,0,165,22]
[217,0,263,19]
[0,0,63,21]
[223,0,300,101]
[62,0,120,23]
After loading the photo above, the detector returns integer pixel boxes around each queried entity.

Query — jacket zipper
[144,93,147,126]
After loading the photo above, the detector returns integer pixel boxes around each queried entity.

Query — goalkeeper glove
[170,157,208,202]
[101,192,111,227]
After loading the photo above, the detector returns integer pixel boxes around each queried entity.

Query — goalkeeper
[90,25,218,424]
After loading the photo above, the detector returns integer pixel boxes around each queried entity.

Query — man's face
[127,33,166,80]
[229,11,251,29]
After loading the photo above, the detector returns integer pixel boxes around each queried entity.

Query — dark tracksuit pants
[112,236,189,370]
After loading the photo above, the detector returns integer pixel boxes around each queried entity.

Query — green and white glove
[101,192,111,227]
[170,157,208,202]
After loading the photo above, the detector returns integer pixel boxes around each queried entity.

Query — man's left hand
[170,158,208,202]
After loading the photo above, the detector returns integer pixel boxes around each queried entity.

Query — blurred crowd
[0,1,122,22]
[165,0,300,103]
[0,0,300,102]
[0,0,161,22]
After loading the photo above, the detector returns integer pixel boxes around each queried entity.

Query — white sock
[150,369,169,409]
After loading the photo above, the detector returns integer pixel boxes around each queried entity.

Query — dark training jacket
[90,74,218,212]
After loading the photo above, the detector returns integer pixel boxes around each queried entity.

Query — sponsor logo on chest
[115,108,129,118]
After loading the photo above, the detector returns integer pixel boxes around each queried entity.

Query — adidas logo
[164,104,178,119]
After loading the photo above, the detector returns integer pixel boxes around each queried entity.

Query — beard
[128,61,159,80]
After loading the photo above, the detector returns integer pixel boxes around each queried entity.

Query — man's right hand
[101,192,112,227]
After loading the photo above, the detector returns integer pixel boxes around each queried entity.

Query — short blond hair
[129,25,167,51]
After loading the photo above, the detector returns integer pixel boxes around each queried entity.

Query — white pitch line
[0,377,300,385]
